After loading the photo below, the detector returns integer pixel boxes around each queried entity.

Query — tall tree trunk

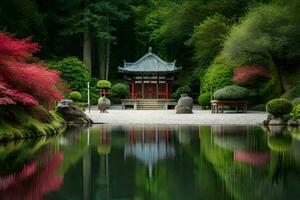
[98,39,106,80]
[105,40,110,80]
[83,28,92,75]
[105,15,110,80]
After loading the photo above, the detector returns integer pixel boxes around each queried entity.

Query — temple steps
[137,100,165,110]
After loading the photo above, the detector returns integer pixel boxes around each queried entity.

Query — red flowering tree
[233,64,270,95]
[0,32,64,108]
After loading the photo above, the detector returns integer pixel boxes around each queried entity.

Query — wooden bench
[211,100,248,113]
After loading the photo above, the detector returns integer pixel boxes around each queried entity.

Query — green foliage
[97,80,112,89]
[267,134,292,152]
[111,83,129,98]
[201,55,233,95]
[0,105,65,141]
[75,102,88,108]
[47,57,89,92]
[198,93,211,107]
[64,0,130,42]
[281,84,300,100]
[213,85,248,100]
[172,85,192,99]
[290,104,300,120]
[291,98,300,106]
[188,14,229,76]
[69,91,82,102]
[223,0,300,94]
[266,98,293,117]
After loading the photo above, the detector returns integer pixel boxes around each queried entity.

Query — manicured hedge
[266,98,293,117]
[97,80,112,88]
[213,85,248,100]
[111,83,130,98]
[69,91,82,102]
[198,93,211,107]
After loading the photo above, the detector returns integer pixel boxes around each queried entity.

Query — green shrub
[75,102,88,108]
[290,104,300,120]
[291,98,300,106]
[198,93,211,107]
[266,98,293,117]
[250,104,266,111]
[172,85,192,99]
[111,83,130,98]
[201,55,233,95]
[281,83,300,100]
[47,57,89,92]
[213,85,248,100]
[69,91,82,102]
[97,80,111,89]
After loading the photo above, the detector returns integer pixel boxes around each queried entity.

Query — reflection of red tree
[0,151,64,200]
[0,160,38,190]
[234,149,270,165]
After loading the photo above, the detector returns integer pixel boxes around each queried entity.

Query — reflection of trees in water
[199,126,300,200]
[0,148,64,200]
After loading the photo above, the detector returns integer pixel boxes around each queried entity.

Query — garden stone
[288,119,300,126]
[176,94,193,114]
[57,99,93,124]
[175,105,193,114]
[98,96,111,113]
[269,117,285,126]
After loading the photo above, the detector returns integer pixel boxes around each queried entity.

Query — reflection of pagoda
[124,125,175,178]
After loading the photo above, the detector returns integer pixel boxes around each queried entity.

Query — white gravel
[85,109,267,125]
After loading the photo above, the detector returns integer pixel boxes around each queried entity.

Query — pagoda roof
[119,47,182,74]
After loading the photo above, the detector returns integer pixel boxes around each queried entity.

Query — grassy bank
[0,105,66,141]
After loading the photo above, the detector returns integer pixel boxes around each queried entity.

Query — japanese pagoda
[118,47,181,109]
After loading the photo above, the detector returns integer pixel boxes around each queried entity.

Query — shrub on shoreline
[266,98,293,117]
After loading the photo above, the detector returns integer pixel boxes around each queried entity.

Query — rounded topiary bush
[172,85,192,99]
[198,93,211,107]
[266,98,293,117]
[213,85,248,100]
[69,91,82,102]
[111,83,130,98]
[97,80,111,89]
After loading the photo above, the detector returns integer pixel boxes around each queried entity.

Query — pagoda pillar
[142,73,144,99]
[131,80,134,99]
[156,73,159,99]
[165,79,169,99]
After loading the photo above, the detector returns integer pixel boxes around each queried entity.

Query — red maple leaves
[233,64,270,84]
[0,32,64,108]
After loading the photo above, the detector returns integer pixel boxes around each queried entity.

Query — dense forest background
[0,0,299,104]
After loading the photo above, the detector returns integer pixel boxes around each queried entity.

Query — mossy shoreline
[0,106,66,142]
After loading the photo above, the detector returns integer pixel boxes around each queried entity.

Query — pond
[0,124,300,200]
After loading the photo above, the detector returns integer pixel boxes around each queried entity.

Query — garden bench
[211,100,248,113]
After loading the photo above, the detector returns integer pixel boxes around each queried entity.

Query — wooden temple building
[118,47,181,110]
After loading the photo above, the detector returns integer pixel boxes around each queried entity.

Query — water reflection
[0,125,299,200]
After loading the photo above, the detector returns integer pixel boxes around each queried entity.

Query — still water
[1,125,300,200]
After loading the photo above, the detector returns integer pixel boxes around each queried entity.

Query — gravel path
[85,109,267,125]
